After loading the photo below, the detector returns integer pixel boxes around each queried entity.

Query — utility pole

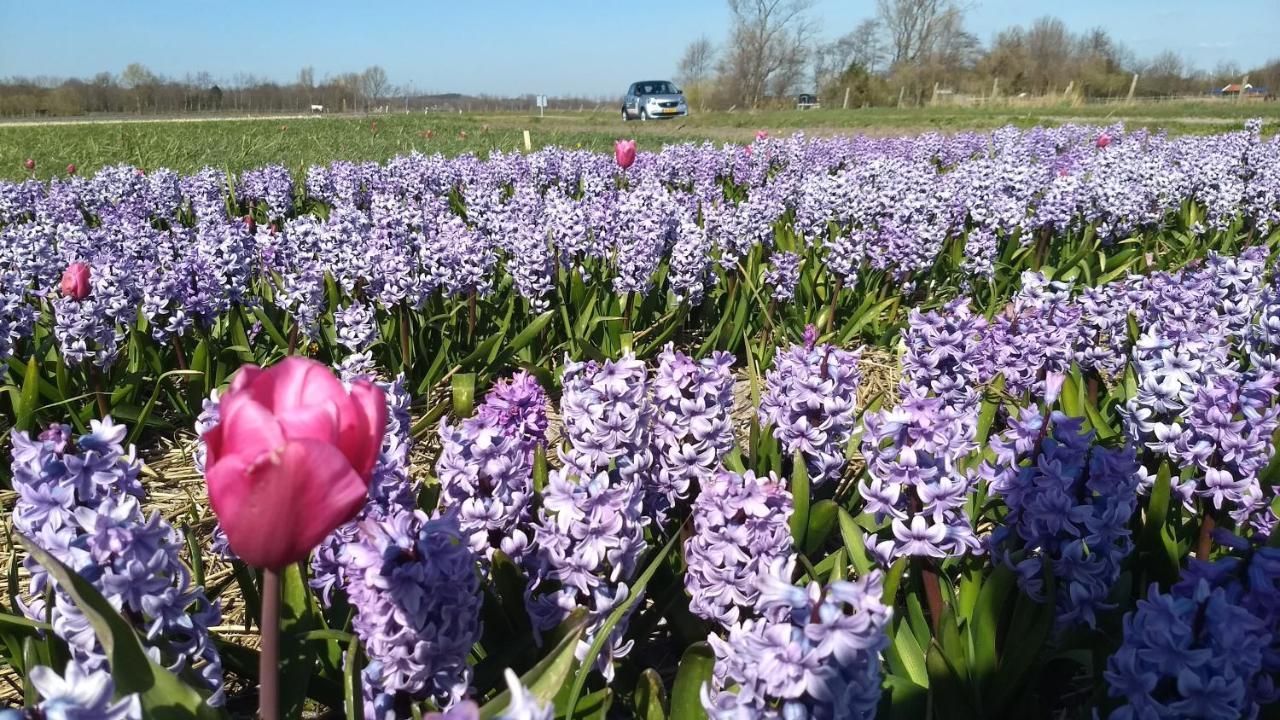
[842,86,850,110]
[1127,73,1139,103]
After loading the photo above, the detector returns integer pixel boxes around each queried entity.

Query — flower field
[0,120,1279,719]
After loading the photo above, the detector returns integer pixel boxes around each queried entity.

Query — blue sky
[1,0,1275,97]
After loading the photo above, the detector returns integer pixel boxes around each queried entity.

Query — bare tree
[298,67,315,90]
[875,0,963,69]
[678,36,717,85]
[120,63,158,113]
[360,66,390,110]
[1025,16,1072,93]
[719,0,816,107]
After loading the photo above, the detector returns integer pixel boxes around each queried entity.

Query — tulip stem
[259,568,280,720]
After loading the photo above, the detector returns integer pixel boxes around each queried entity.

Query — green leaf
[803,500,837,557]
[974,375,1005,447]
[668,642,714,720]
[882,557,907,606]
[17,534,222,719]
[344,635,362,720]
[566,529,684,717]
[886,622,929,688]
[452,373,476,418]
[789,452,811,551]
[970,565,1015,698]
[127,369,204,447]
[533,444,549,493]
[508,310,556,353]
[634,669,668,720]
[838,509,873,577]
[478,617,585,720]
[15,355,39,433]
[279,564,318,720]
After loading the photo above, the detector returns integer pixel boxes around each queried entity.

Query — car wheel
[621,109,628,121]
[640,109,650,121]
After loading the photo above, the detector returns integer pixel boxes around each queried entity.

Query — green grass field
[1,101,1276,181]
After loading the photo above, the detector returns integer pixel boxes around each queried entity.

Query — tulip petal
[228,364,264,395]
[340,380,388,477]
[211,394,284,468]
[207,440,368,569]
[276,400,341,446]
[251,356,348,413]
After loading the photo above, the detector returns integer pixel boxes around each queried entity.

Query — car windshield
[639,82,678,95]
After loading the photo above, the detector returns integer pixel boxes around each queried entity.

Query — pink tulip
[66,164,76,176]
[756,130,768,141]
[60,263,90,300]
[615,139,636,169]
[23,158,34,171]
[1096,133,1111,149]
[744,145,753,157]
[203,357,387,569]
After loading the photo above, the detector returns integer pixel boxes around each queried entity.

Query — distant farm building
[1210,83,1268,99]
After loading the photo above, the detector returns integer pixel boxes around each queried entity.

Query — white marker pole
[523,129,532,151]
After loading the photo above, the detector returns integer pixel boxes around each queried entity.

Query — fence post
[1127,73,1139,103]
[843,86,850,110]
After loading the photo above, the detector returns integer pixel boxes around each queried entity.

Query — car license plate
[662,108,677,114]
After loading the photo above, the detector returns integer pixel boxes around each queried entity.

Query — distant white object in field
[310,104,324,113]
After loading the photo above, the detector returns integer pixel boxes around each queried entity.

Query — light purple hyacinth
[759,339,862,487]
[424,669,552,720]
[668,206,712,305]
[557,353,656,482]
[985,409,1139,629]
[526,467,648,681]
[901,298,987,412]
[336,300,380,353]
[237,164,294,217]
[762,251,801,302]
[981,272,1081,401]
[1121,325,1280,523]
[685,470,795,628]
[703,567,892,719]
[648,345,736,524]
[475,370,549,452]
[10,419,224,706]
[858,392,983,563]
[344,508,482,718]
[436,411,537,564]
[1,660,142,720]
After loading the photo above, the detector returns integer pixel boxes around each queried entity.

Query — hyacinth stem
[623,291,635,332]
[92,368,109,418]
[917,558,945,635]
[259,568,280,720]
[172,334,188,371]
[1033,229,1050,270]
[399,304,411,368]
[468,291,477,338]
[1196,510,1217,561]
[825,277,843,337]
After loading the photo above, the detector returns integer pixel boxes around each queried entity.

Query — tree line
[3,3,1277,118]
[679,0,1280,109]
